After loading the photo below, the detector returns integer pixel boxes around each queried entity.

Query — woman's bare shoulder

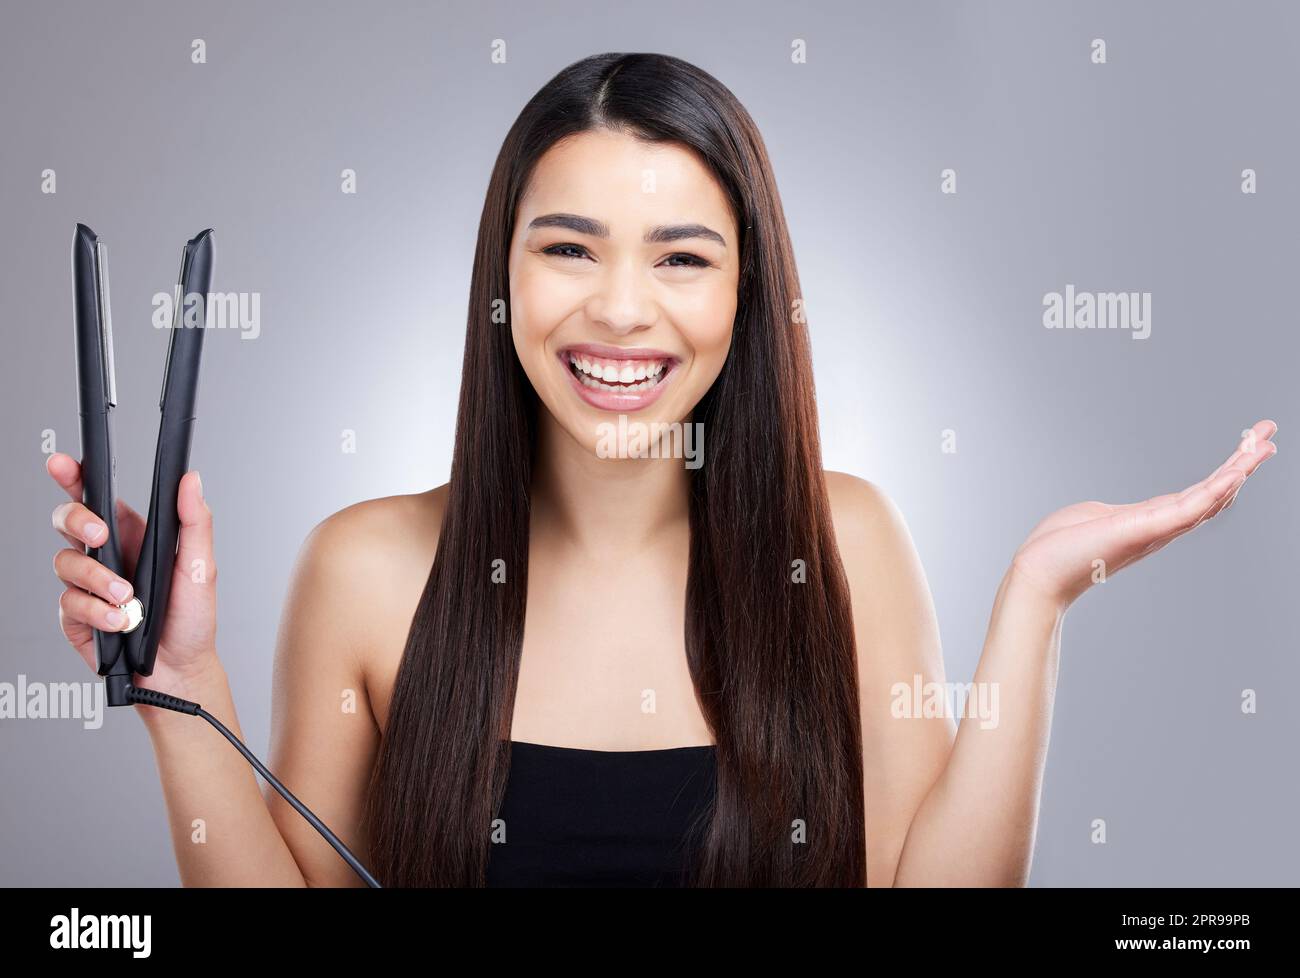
[306,484,449,571]
[280,485,449,716]
[823,471,925,579]
[821,469,938,658]
[823,470,901,540]
[306,483,448,615]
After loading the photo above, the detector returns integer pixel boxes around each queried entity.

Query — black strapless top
[485,740,717,887]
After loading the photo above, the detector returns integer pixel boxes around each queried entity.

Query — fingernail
[105,609,124,628]
[195,471,204,500]
[109,580,131,602]
[86,522,107,544]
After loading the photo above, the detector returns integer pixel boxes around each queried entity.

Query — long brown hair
[364,52,865,886]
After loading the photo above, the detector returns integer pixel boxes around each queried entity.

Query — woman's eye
[539,244,710,269]
[660,253,711,269]
[542,243,590,260]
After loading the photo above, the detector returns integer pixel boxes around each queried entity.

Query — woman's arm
[890,565,1063,887]
[138,507,383,887]
[827,472,955,887]
[889,421,1275,886]
[45,455,312,886]
[139,658,313,886]
[263,507,388,887]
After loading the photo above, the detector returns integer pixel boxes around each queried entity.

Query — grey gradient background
[1,0,1295,886]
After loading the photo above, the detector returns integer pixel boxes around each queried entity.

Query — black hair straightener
[71,224,381,887]
[73,223,211,702]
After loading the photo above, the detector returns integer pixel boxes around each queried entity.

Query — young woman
[47,52,1276,887]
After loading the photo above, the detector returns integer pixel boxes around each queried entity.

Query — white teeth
[566,352,674,393]
[575,372,657,392]
[566,352,670,389]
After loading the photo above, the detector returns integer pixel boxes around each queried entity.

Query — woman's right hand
[47,453,221,698]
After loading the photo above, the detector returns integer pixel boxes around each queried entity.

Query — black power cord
[126,684,383,888]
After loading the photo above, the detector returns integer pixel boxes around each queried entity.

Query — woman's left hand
[1008,419,1278,611]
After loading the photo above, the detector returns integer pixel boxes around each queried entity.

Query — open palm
[1010,420,1278,609]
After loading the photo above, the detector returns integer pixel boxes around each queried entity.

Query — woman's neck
[530,410,690,553]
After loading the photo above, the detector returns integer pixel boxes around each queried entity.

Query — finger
[1101,465,1243,559]
[59,585,133,635]
[45,452,84,503]
[56,603,98,673]
[1143,466,1245,539]
[52,547,134,606]
[1128,480,1237,566]
[1110,421,1277,516]
[1146,422,1276,511]
[1113,471,1238,515]
[174,471,215,590]
[1222,441,1276,509]
[1110,490,1182,513]
[1203,419,1278,485]
[52,500,110,552]
[1205,439,1276,489]
[1225,478,1247,510]
[1234,437,1277,477]
[1191,439,1276,510]
[1083,422,1275,575]
[1126,437,1273,560]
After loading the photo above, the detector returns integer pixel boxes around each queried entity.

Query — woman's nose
[584,260,657,336]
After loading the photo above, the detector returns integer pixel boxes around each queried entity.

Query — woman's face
[508,128,740,456]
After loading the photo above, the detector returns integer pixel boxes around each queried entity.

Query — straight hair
[364,52,865,886]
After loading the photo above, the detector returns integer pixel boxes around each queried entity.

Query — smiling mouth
[562,350,677,393]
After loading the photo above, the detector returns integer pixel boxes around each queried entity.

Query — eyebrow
[527,212,727,247]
